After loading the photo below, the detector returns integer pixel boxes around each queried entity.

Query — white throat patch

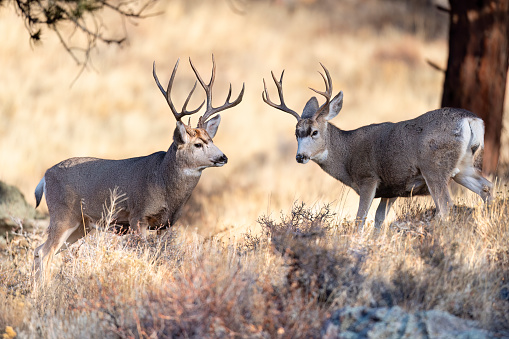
[312,149,329,163]
[182,168,204,177]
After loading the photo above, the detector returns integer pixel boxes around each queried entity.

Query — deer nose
[214,154,228,165]
[296,154,306,163]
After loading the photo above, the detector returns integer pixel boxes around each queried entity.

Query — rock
[0,181,43,236]
[322,306,492,339]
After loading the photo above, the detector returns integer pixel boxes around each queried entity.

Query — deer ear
[174,121,190,144]
[322,91,343,121]
[301,97,319,119]
[204,115,221,139]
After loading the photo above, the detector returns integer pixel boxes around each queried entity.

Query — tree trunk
[442,0,509,175]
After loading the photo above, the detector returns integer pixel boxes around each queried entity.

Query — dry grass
[1,0,509,337]
[1,193,509,337]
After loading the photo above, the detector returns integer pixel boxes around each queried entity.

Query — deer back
[322,107,482,198]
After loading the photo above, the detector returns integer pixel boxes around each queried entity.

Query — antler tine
[153,59,204,123]
[190,55,245,128]
[181,81,205,116]
[189,56,213,102]
[153,60,178,117]
[262,70,301,121]
[310,62,333,118]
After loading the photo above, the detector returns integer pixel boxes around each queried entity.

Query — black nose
[296,154,305,163]
[216,154,228,164]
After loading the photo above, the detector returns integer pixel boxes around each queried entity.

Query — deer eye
[194,143,203,148]
[312,130,318,137]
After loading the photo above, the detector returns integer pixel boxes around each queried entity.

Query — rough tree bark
[441,0,509,175]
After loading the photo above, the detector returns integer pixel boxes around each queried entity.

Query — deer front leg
[355,179,378,230]
[374,197,397,228]
[130,217,149,237]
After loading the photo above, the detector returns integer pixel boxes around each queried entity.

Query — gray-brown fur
[33,121,226,281]
[264,66,492,229]
[34,57,243,282]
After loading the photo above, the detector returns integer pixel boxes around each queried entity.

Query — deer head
[154,56,244,172]
[263,63,343,164]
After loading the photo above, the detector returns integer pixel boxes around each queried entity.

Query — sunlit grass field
[1,0,508,337]
[0,0,455,231]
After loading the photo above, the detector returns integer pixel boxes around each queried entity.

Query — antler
[189,55,245,128]
[310,63,333,119]
[262,70,301,121]
[153,59,205,123]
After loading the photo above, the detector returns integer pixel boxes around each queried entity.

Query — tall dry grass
[1,191,508,337]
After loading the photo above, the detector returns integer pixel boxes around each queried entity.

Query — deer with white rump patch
[262,64,492,229]
[33,56,244,281]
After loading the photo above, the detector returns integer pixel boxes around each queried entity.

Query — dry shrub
[24,227,185,338]
[30,233,324,338]
[72,252,253,338]
[258,199,509,334]
[258,203,364,304]
[362,196,509,332]
[2,197,509,337]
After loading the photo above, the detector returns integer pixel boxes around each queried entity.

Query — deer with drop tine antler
[263,64,492,229]
[33,56,244,281]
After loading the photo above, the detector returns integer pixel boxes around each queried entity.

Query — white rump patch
[467,117,485,149]
[454,117,484,177]
[458,119,471,155]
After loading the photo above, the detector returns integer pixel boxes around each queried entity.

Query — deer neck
[162,143,202,187]
[315,123,354,186]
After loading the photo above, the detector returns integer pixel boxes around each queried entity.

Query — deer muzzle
[213,154,228,166]
[296,154,309,164]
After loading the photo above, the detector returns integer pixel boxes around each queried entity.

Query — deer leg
[33,242,46,282]
[422,174,452,218]
[374,197,397,228]
[355,180,378,230]
[55,218,90,255]
[156,225,171,237]
[34,220,80,283]
[130,217,149,237]
[453,168,493,203]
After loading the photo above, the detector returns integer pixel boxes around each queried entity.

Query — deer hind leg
[33,219,81,283]
[422,173,452,218]
[375,197,397,228]
[55,217,90,255]
[452,158,493,203]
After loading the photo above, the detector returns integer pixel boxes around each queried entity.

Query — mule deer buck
[33,56,244,281]
[263,64,492,229]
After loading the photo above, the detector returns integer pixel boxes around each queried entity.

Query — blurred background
[1,0,507,234]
